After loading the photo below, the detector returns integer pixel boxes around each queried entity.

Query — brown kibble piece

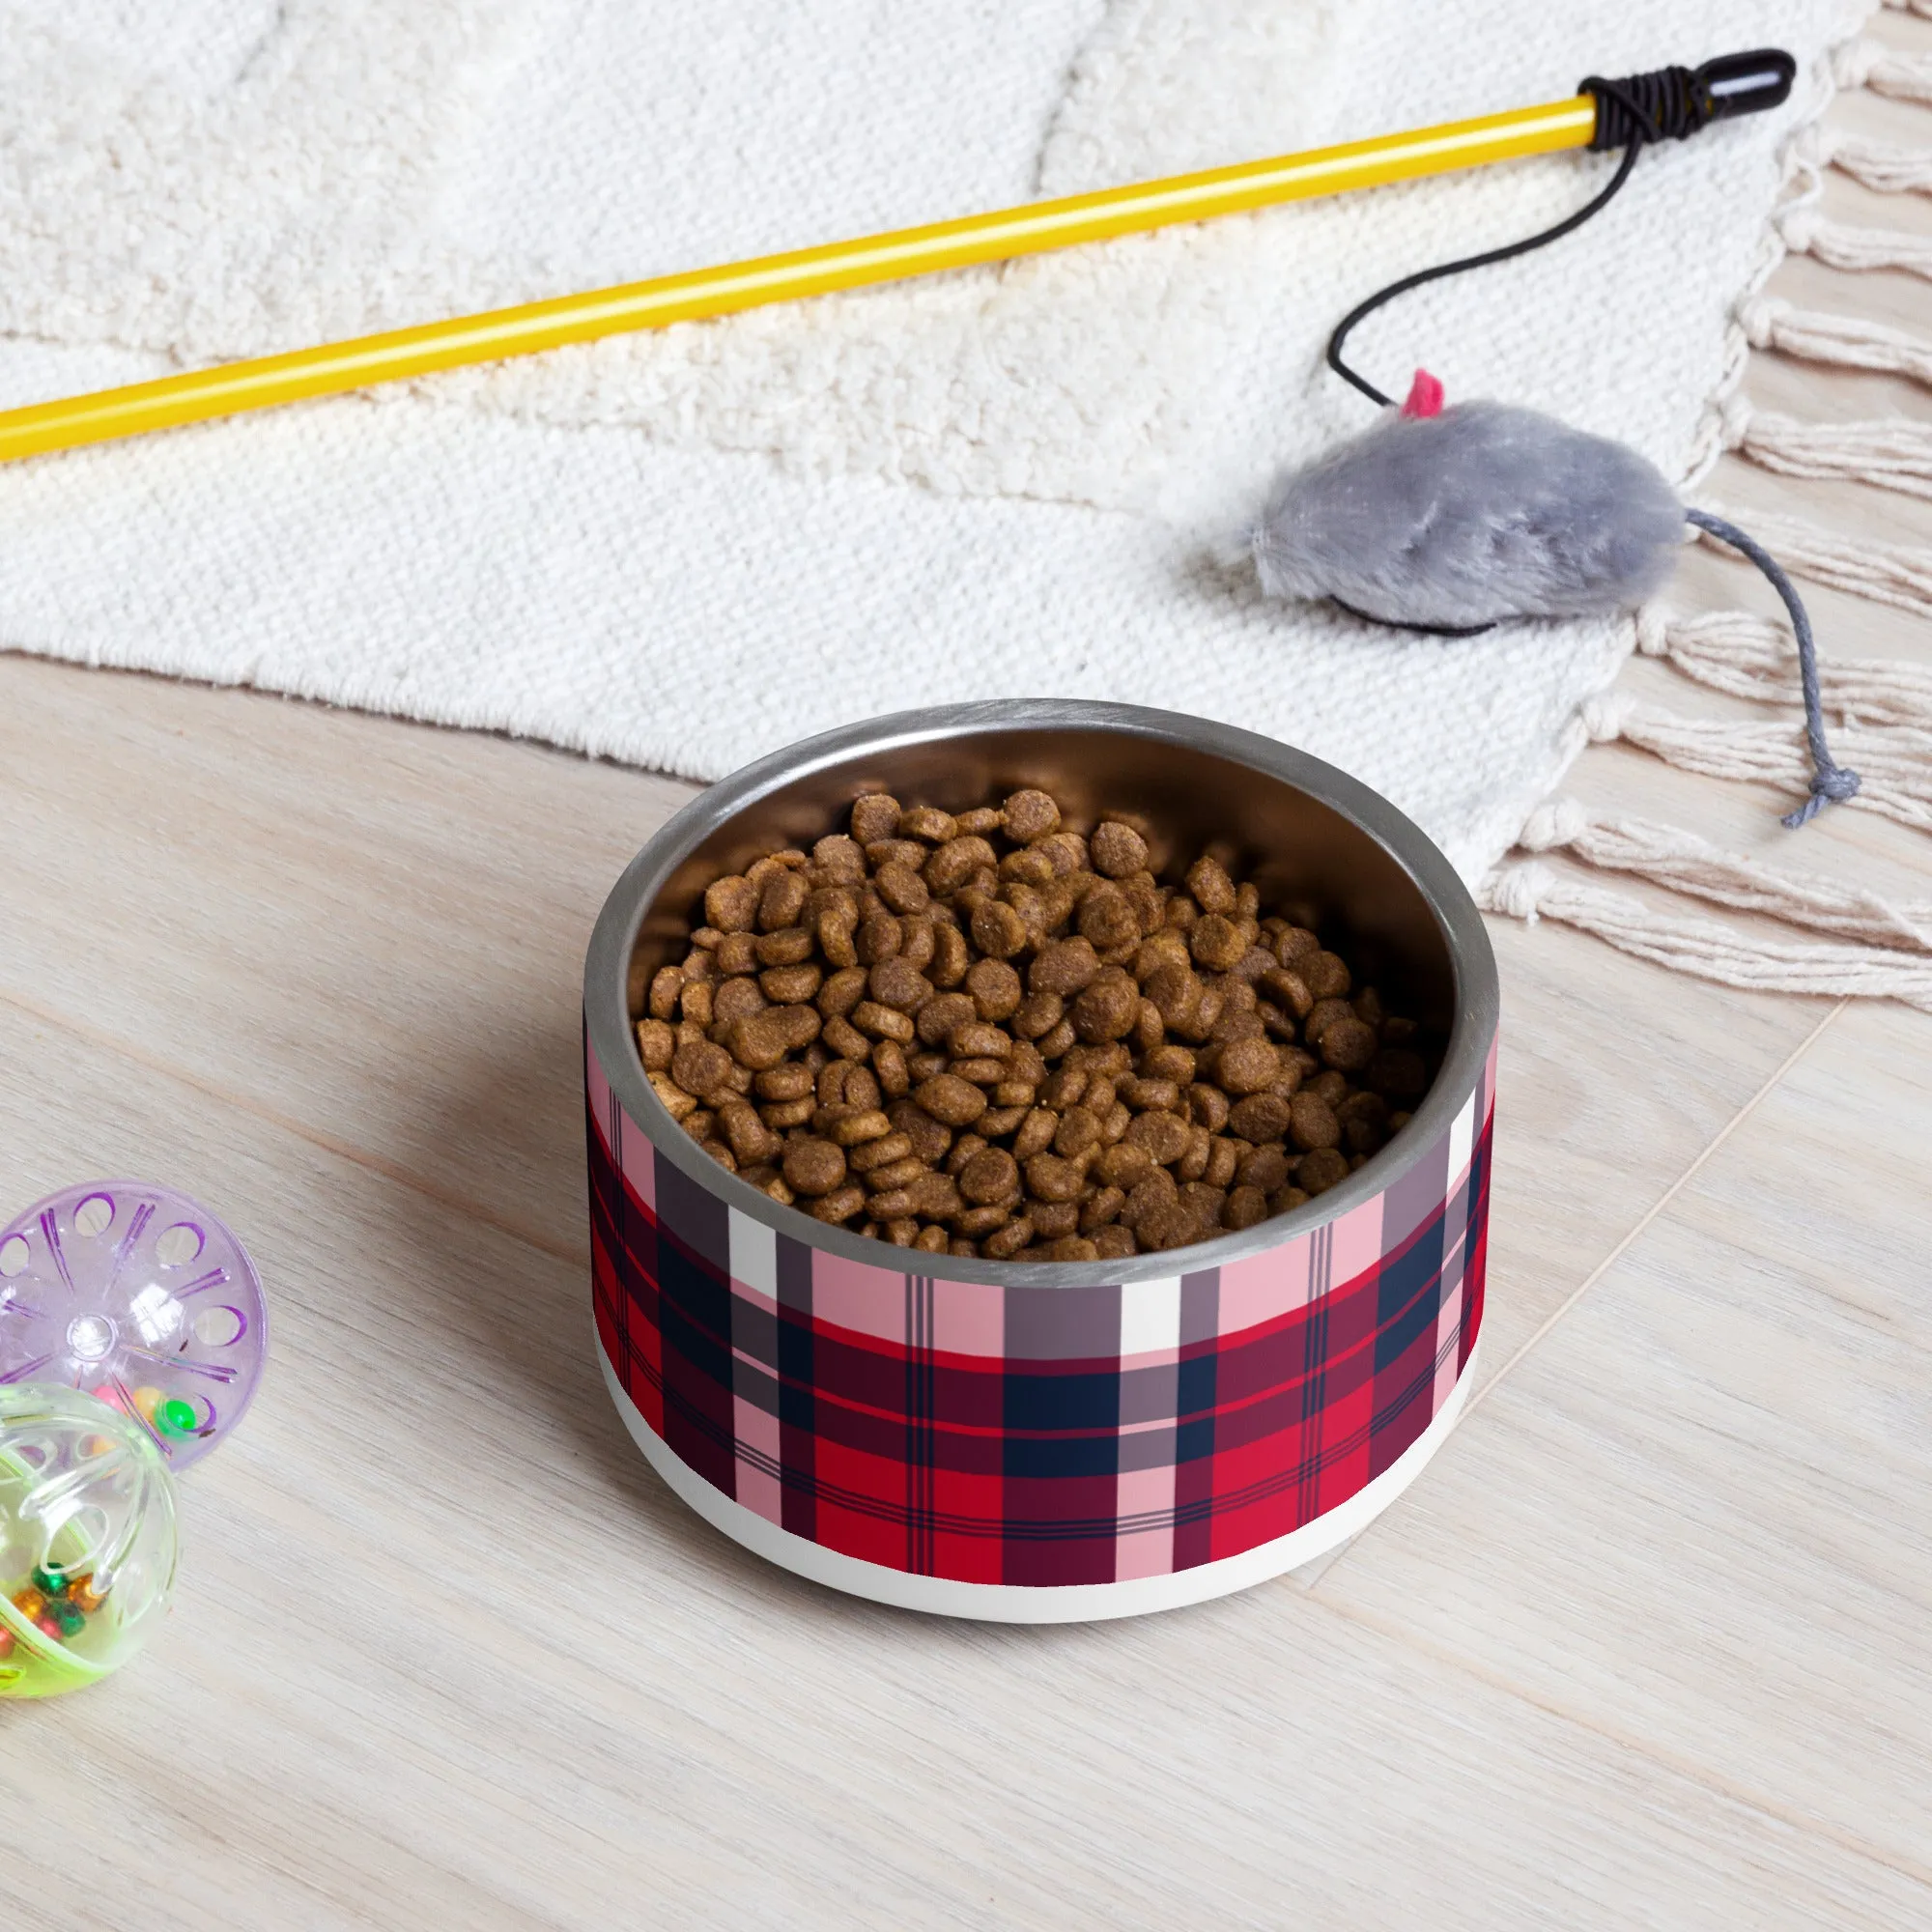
[915,1074,989,1127]
[981,1218,1035,1260]
[1094,1142,1152,1190]
[782,1139,848,1198]
[1001,789,1060,842]
[672,1039,734,1099]
[850,1001,916,1044]
[1189,915,1246,973]
[812,835,867,882]
[1216,1037,1280,1096]
[1053,1106,1103,1158]
[1302,997,1354,1045]
[647,966,685,1021]
[1227,1092,1292,1144]
[1090,820,1150,878]
[1023,1152,1085,1204]
[1297,1147,1350,1196]
[1223,1185,1268,1232]
[1302,951,1351,999]
[1012,1108,1060,1159]
[704,875,759,933]
[874,863,930,915]
[755,925,814,970]
[1125,1112,1191,1166]
[964,956,1022,1021]
[867,958,932,1012]
[1076,887,1140,953]
[758,870,810,932]
[895,805,953,842]
[1071,968,1141,1042]
[1319,1017,1378,1072]
[958,1147,1020,1204]
[827,1110,894,1148]
[971,899,1029,959]
[1029,937,1099,997]
[759,963,821,1006]
[635,1018,675,1071]
[716,932,759,977]
[848,794,902,844]
[1011,991,1064,1040]
[1289,1092,1341,1152]
[809,1184,866,1225]
[1093,1224,1138,1260]
[851,1131,916,1174]
[1185,856,1237,916]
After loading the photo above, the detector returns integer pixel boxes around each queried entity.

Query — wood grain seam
[1309,1585,1932,1894]
[1313,994,1850,1594]
[0,982,591,1273]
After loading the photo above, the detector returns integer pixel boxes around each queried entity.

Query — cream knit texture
[0,0,1869,885]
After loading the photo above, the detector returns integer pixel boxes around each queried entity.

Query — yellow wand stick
[0,53,1792,465]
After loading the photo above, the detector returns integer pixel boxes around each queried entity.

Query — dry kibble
[1302,951,1351,999]
[641,785,1436,1262]
[1288,1091,1341,1152]
[758,870,810,932]
[1030,937,1099,997]
[1215,1037,1279,1097]
[915,1074,989,1128]
[1297,1147,1351,1196]
[1090,820,1150,878]
[1223,1184,1269,1231]
[782,1139,848,1198]
[1185,856,1237,916]
[1071,968,1140,1042]
[848,794,902,844]
[635,1018,675,1071]
[1002,789,1061,842]
[1189,915,1246,973]
[971,899,1029,960]
[704,875,759,933]
[1319,1017,1378,1072]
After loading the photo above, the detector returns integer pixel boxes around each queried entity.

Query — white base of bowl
[600,1338,1478,1623]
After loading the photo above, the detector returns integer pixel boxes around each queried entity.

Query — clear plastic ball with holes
[0,1180,267,1470]
[0,1382,181,1696]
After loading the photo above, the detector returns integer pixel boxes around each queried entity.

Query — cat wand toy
[0,51,1793,464]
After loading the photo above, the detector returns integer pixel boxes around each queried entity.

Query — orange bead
[12,1587,44,1621]
[67,1576,104,1613]
[130,1386,163,1424]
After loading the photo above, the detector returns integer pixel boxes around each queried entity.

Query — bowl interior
[626,724,1455,1037]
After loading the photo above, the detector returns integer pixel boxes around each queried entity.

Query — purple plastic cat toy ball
[0,1179,268,1471]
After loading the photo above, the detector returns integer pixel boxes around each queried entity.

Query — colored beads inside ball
[0,1385,180,1698]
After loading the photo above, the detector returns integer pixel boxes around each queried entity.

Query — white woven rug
[0,0,1876,890]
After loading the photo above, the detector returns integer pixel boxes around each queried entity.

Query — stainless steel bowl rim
[585,699,1499,1289]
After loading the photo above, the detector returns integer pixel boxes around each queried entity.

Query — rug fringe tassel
[1778,206,1932,280]
[1579,692,1932,832]
[1635,605,1932,729]
[1694,505,1932,618]
[1883,0,1932,17]
[1480,861,1932,1009]
[1835,37,1932,105]
[1820,128,1932,194]
[1742,296,1932,386]
[1516,799,1932,951]
[1722,396,1932,499]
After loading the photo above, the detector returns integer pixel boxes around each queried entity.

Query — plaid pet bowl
[584,702,1497,1621]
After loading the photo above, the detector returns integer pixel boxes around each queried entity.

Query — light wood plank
[1314,998,1932,1887]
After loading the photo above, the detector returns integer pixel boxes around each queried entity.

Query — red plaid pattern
[587,1025,1492,1588]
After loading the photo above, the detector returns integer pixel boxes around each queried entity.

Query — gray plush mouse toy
[1249,51,1860,829]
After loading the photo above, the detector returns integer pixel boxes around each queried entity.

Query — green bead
[55,1603,84,1637]
[31,1565,63,1596]
[155,1400,197,1438]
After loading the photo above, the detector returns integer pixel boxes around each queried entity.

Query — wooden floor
[4,29,1931,1929]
